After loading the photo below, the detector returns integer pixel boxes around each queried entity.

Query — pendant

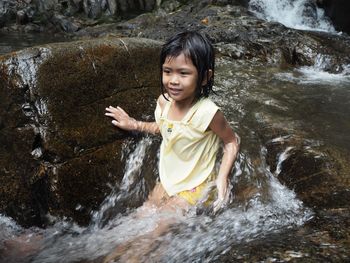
[167,123,173,133]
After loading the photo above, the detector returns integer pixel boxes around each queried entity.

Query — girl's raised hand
[105,106,138,131]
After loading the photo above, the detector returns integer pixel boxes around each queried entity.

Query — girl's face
[162,53,198,106]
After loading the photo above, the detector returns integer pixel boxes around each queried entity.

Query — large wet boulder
[264,136,350,210]
[0,37,161,227]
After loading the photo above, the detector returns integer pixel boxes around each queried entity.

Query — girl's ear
[201,69,213,86]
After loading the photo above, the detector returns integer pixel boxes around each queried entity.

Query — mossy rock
[0,37,162,226]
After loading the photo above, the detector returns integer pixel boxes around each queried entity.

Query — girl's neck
[168,96,198,121]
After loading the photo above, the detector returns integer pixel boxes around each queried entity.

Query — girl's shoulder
[157,94,171,111]
[196,97,218,111]
[189,97,219,132]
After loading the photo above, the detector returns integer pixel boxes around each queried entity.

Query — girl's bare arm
[105,106,160,134]
[209,111,239,212]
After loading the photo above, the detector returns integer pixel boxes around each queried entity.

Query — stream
[1,0,350,262]
[1,53,349,262]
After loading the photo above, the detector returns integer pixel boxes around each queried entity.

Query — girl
[105,31,239,213]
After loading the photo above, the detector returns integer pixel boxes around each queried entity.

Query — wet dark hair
[160,31,215,100]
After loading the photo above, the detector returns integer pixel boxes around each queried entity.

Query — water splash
[249,0,336,32]
[276,55,350,84]
[0,214,21,243]
[28,140,312,263]
[90,137,154,228]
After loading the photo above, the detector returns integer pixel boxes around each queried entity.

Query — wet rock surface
[0,37,161,226]
[0,0,159,34]
[62,0,349,74]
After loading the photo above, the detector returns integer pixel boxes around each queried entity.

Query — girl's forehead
[164,52,194,66]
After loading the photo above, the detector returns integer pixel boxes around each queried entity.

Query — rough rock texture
[0,37,161,226]
[265,137,350,210]
[0,0,160,33]
[114,2,350,72]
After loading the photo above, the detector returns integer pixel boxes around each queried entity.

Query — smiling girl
[105,31,239,213]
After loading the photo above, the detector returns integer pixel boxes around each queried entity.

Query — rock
[266,141,350,210]
[23,23,42,33]
[16,10,29,25]
[83,0,102,18]
[0,0,16,27]
[117,2,349,70]
[0,37,162,226]
[34,0,59,13]
[0,0,161,33]
[107,0,117,15]
[158,0,182,14]
[68,0,84,13]
[51,13,81,32]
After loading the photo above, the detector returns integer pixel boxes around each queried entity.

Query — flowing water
[1,53,350,261]
[249,0,336,33]
[1,1,350,262]
[0,31,68,56]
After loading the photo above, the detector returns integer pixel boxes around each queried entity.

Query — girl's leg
[134,183,170,218]
[104,194,191,262]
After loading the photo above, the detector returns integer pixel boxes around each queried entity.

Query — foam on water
[26,138,312,263]
[0,214,21,243]
[276,55,350,85]
[249,0,336,33]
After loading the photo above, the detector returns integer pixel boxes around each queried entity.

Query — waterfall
[248,0,336,32]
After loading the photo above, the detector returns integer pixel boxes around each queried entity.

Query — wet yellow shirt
[155,97,220,196]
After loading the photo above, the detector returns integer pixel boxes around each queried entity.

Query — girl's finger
[109,106,118,110]
[117,106,128,115]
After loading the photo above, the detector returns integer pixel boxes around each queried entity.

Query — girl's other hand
[213,177,230,214]
[105,106,138,131]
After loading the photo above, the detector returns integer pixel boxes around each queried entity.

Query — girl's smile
[162,53,198,107]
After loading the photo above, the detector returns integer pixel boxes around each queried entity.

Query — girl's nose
[170,75,179,85]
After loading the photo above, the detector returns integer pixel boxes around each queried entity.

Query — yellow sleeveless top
[154,97,220,196]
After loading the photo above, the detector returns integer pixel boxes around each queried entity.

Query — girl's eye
[181,72,189,75]
[163,69,171,74]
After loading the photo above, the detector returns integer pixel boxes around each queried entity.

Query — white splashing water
[249,0,336,33]
[275,146,294,176]
[0,214,21,243]
[1,138,312,263]
[276,54,350,84]
[90,137,153,227]
[28,142,311,262]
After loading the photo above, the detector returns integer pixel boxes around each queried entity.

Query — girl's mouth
[168,87,181,95]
